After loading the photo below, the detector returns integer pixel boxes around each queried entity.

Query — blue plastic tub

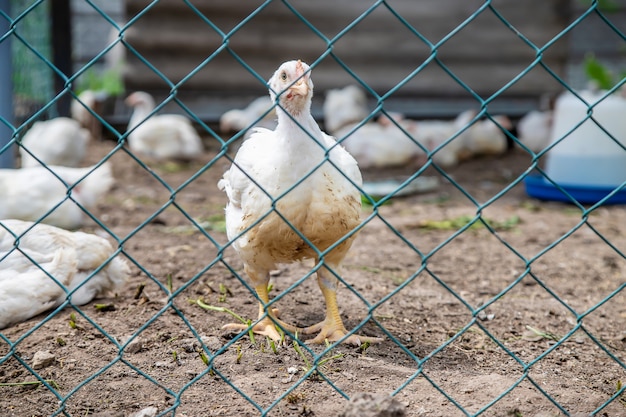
[524,175,626,205]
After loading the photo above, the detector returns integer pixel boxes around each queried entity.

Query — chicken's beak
[288,77,309,98]
[287,59,309,98]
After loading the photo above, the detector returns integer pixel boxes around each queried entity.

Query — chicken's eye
[280,72,287,81]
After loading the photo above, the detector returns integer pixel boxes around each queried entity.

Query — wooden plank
[123,1,568,61]
[123,0,571,114]
[124,24,566,62]
[124,55,566,96]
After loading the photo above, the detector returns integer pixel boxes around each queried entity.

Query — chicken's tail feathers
[170,121,204,158]
[217,170,230,193]
[67,252,130,306]
[105,255,131,292]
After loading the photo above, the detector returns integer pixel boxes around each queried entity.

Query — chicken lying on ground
[323,85,370,134]
[323,85,510,169]
[375,111,468,168]
[324,86,426,169]
[19,117,91,168]
[0,163,114,229]
[219,60,380,345]
[125,91,204,160]
[516,109,553,153]
[457,112,512,160]
[334,117,427,169]
[0,219,130,329]
[219,96,277,137]
[379,110,511,167]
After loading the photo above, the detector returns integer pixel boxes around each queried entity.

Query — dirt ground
[1,136,626,417]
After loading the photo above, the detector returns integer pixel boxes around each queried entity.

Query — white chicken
[219,60,379,345]
[334,116,427,169]
[323,85,370,134]
[323,86,426,169]
[0,219,130,329]
[125,91,203,160]
[19,117,90,168]
[0,163,114,229]
[388,113,470,168]
[219,96,277,136]
[456,111,512,160]
[392,111,511,168]
[516,110,553,153]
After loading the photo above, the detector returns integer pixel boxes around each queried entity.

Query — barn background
[10,0,626,125]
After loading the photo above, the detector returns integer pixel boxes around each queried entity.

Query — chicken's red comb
[295,60,305,77]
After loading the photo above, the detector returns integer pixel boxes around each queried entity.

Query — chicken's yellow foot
[302,275,382,346]
[222,283,302,343]
[302,317,383,346]
[223,316,284,343]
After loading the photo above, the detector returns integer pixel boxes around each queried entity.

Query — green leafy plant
[580,0,620,13]
[616,379,626,407]
[76,66,124,97]
[166,273,174,294]
[68,312,81,330]
[417,215,520,231]
[523,325,561,342]
[584,54,626,90]
[198,350,209,366]
[94,303,116,312]
[191,298,256,344]
[235,344,243,364]
[361,194,393,207]
[218,283,231,302]
[292,334,344,379]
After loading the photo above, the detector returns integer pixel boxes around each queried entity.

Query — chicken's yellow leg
[222,282,301,343]
[303,268,382,346]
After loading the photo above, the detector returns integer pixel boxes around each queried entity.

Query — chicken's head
[125,92,155,110]
[268,60,313,116]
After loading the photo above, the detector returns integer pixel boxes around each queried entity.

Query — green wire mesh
[1,1,626,416]
[10,0,53,117]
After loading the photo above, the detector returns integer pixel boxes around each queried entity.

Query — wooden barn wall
[123,0,571,119]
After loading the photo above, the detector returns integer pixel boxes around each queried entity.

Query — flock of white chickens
[0,74,552,332]
[221,84,552,169]
[0,90,204,329]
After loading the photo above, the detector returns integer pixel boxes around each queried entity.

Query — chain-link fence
[1,1,626,416]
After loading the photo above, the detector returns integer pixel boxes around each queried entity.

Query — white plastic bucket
[545,89,626,187]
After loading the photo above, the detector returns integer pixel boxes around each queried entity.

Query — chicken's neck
[275,107,325,157]
[128,105,153,131]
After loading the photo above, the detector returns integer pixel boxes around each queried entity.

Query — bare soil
[1,138,625,417]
